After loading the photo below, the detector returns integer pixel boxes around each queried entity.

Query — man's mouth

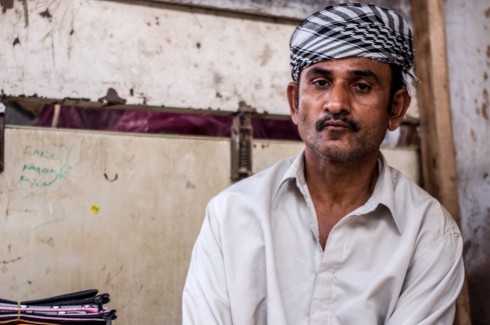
[315,115,359,132]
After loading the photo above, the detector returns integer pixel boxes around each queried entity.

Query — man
[183,3,464,324]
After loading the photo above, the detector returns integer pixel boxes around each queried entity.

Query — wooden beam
[410,0,471,324]
[116,0,412,21]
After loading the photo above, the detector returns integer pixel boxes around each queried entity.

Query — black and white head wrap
[290,3,419,94]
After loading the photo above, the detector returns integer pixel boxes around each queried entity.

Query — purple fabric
[34,105,301,141]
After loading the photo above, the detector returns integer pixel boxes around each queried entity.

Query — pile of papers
[0,289,117,324]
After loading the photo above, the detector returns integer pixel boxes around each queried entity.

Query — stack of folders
[0,289,117,324]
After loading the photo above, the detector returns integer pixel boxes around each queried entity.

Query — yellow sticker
[91,205,100,215]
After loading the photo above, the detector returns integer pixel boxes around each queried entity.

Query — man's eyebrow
[348,70,381,82]
[304,67,332,79]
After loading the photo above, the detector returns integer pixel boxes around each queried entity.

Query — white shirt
[183,151,464,325]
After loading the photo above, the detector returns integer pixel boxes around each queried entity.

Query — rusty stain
[0,0,13,14]
[485,71,489,81]
[1,256,21,264]
[12,37,20,46]
[70,29,74,36]
[39,8,51,19]
[214,73,223,86]
[38,237,54,247]
[186,180,196,189]
[98,88,127,105]
[471,128,476,142]
[196,42,201,49]
[21,0,28,27]
[259,44,273,66]
[483,89,489,120]
[486,7,490,18]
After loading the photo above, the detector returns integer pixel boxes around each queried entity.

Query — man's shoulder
[219,155,296,199]
[388,165,461,237]
[204,155,297,226]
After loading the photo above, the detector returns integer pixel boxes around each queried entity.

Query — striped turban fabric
[290,3,419,93]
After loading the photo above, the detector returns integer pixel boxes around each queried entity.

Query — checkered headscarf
[290,3,419,93]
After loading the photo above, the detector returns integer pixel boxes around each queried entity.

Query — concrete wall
[0,0,294,114]
[0,0,418,118]
[445,0,490,323]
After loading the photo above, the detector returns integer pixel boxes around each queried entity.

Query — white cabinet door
[0,126,418,324]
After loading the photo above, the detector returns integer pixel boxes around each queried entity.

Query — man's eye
[313,80,328,87]
[354,83,371,92]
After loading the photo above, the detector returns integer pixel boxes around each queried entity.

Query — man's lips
[323,120,351,129]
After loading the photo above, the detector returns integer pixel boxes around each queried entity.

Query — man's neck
[303,150,380,249]
[304,150,380,204]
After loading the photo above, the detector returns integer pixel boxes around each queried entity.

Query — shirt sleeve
[182,203,232,325]
[386,219,465,325]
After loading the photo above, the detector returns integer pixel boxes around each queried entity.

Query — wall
[445,0,490,323]
[0,0,417,117]
[0,0,294,114]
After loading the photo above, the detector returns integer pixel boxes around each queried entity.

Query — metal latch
[231,101,255,181]
[0,100,5,173]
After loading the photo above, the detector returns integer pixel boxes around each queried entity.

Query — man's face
[288,57,404,162]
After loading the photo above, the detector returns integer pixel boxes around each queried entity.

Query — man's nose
[323,84,350,115]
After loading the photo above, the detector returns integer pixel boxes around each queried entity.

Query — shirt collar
[273,150,305,199]
[273,150,403,235]
[368,153,403,234]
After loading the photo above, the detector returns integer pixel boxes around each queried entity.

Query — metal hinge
[0,100,5,173]
[231,101,255,181]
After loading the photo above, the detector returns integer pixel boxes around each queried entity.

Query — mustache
[315,113,359,132]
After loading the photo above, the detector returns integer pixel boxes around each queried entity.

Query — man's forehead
[301,58,392,78]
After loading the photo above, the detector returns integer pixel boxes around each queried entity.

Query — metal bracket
[0,100,5,173]
[231,101,255,181]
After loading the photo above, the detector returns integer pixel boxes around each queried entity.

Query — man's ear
[388,88,412,131]
[287,82,299,125]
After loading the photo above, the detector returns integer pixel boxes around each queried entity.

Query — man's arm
[387,224,465,325]
[182,206,232,325]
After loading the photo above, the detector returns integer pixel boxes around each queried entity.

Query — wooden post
[410,0,471,324]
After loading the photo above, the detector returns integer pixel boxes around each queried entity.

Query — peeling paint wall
[0,0,418,118]
[445,0,490,323]
[0,0,295,114]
